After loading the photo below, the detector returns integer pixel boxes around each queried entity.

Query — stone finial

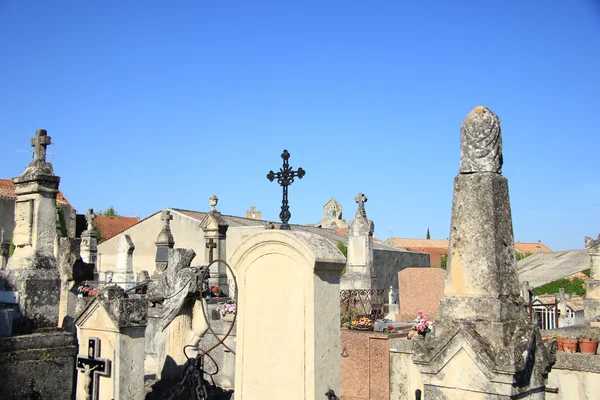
[85,208,96,232]
[156,209,175,246]
[31,129,52,163]
[459,106,503,174]
[355,193,368,218]
[209,194,218,211]
[161,209,173,226]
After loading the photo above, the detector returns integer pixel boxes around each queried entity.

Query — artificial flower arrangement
[210,285,223,297]
[217,301,236,317]
[407,311,434,340]
[77,283,99,298]
[351,316,374,330]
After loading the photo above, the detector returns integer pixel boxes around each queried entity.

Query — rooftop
[0,178,70,205]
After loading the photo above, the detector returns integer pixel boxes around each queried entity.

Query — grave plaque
[13,200,33,246]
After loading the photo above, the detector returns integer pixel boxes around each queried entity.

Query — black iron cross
[206,239,217,263]
[76,337,111,400]
[267,149,305,230]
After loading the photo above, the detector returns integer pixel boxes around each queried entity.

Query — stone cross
[85,208,96,232]
[31,129,52,163]
[355,193,367,218]
[266,149,306,230]
[161,209,173,228]
[76,337,111,400]
[206,238,217,263]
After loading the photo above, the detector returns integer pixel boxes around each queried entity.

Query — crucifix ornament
[76,337,111,400]
[206,238,217,263]
[267,149,305,230]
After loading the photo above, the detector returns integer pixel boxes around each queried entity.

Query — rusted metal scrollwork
[340,289,385,320]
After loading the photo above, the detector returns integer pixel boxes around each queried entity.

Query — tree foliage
[337,241,348,275]
[99,206,119,217]
[516,251,533,261]
[426,228,430,240]
[439,254,447,270]
[534,276,587,297]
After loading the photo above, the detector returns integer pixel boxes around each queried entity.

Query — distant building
[385,237,552,268]
[531,294,584,330]
[314,198,347,229]
[245,206,262,220]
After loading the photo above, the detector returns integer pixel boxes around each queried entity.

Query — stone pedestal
[75,286,148,400]
[230,229,345,400]
[341,193,377,291]
[113,235,135,289]
[200,195,229,296]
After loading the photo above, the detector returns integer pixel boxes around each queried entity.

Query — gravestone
[113,234,135,289]
[80,209,98,278]
[412,106,555,399]
[0,130,62,332]
[75,285,147,400]
[230,229,345,399]
[199,195,229,295]
[397,268,445,322]
[152,209,174,278]
[341,193,377,290]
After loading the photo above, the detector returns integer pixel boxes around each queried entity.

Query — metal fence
[340,289,385,324]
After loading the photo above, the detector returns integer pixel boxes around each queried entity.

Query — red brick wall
[397,268,446,322]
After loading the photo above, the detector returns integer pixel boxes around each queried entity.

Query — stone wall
[546,352,600,400]
[0,330,76,399]
[372,249,429,291]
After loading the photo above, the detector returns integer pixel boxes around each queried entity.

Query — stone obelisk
[413,107,554,399]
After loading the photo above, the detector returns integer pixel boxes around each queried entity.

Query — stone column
[80,209,98,275]
[0,130,62,332]
[413,107,554,399]
[230,229,346,400]
[340,193,376,290]
[75,286,148,400]
[199,195,229,295]
[113,235,135,289]
[152,209,175,278]
[0,239,8,270]
[584,235,600,322]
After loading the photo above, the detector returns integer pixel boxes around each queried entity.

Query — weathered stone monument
[80,208,98,271]
[152,209,174,278]
[584,235,600,323]
[75,285,148,400]
[0,129,62,332]
[113,234,135,289]
[412,106,554,399]
[0,228,9,269]
[230,229,345,399]
[200,195,229,295]
[340,193,377,290]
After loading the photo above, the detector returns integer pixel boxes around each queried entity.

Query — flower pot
[562,339,578,353]
[579,338,598,355]
[222,313,235,322]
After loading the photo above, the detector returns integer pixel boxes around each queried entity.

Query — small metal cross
[31,129,52,162]
[206,239,217,263]
[267,149,305,230]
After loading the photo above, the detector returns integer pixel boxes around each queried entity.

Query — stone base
[0,268,60,333]
[340,272,377,291]
[0,329,76,399]
[413,316,555,400]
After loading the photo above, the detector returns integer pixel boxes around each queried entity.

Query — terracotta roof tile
[0,178,70,205]
[385,237,552,266]
[94,215,140,242]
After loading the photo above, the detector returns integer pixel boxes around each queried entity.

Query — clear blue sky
[1,1,599,251]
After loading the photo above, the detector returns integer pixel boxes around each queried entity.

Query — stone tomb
[75,286,147,400]
[230,229,345,400]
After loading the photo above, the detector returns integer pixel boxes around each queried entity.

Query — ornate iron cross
[267,149,305,230]
[76,337,111,400]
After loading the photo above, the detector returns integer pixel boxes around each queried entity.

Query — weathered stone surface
[0,329,76,400]
[585,235,600,321]
[459,106,503,174]
[445,173,522,299]
[0,309,13,337]
[342,193,376,290]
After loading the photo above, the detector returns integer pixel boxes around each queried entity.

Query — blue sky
[1,1,599,251]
